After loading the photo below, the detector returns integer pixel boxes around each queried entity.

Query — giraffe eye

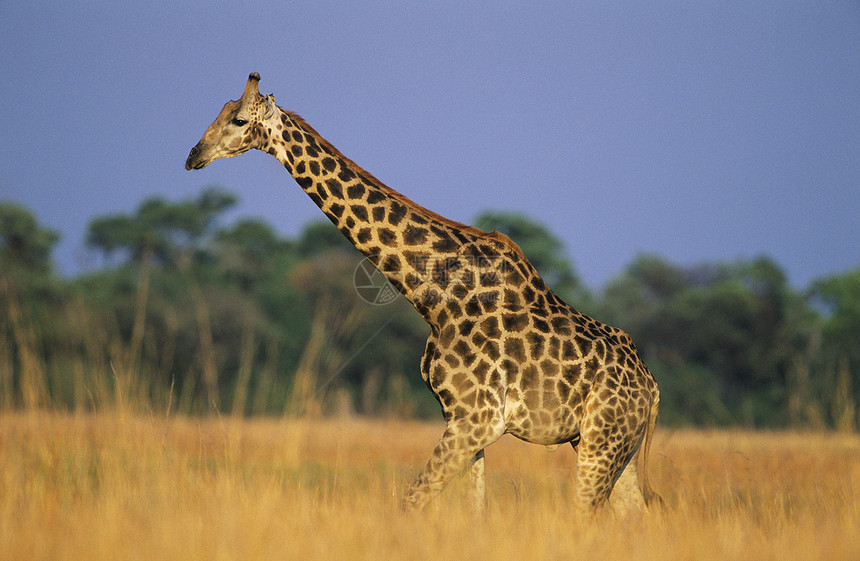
[231,117,249,127]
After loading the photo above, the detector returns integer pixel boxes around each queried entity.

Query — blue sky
[1,2,858,290]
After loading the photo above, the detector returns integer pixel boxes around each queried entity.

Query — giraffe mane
[283,109,526,260]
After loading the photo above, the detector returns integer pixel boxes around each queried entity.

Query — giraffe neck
[259,107,526,326]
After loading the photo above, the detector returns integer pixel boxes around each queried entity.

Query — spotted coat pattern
[186,73,661,514]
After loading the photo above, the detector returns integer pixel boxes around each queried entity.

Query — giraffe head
[185,72,278,170]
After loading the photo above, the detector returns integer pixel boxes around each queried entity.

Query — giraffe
[186,73,661,514]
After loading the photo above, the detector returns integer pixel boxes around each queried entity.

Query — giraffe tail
[640,391,663,508]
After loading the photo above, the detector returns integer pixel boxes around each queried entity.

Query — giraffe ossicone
[186,73,662,514]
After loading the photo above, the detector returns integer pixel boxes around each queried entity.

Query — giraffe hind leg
[573,423,643,515]
[469,449,486,511]
[572,445,616,514]
[608,453,647,516]
[610,394,662,514]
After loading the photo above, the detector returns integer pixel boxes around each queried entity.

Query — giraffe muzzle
[185,143,207,170]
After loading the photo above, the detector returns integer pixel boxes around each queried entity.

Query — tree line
[1,188,857,429]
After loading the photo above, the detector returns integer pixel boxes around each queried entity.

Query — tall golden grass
[2,411,858,560]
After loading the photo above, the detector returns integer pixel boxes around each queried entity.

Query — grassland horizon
[2,410,858,560]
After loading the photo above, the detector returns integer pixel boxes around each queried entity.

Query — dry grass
[2,411,859,560]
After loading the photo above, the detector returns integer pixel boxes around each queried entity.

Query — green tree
[0,202,62,408]
[0,202,60,288]
[809,267,860,430]
[80,187,245,411]
[215,218,293,291]
[86,186,237,265]
[811,267,860,373]
[294,219,356,258]
[285,220,430,417]
[599,254,813,426]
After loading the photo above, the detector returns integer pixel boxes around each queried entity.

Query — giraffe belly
[503,393,580,446]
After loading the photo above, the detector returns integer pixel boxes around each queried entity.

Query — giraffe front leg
[403,420,501,511]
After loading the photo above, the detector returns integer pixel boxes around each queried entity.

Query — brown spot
[483,340,501,361]
[378,228,397,247]
[502,313,529,332]
[504,337,526,362]
[526,331,545,360]
[521,364,539,388]
[403,225,428,245]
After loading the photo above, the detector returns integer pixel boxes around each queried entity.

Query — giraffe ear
[264,94,276,118]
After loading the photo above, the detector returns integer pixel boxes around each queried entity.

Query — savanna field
[2,410,859,561]
[4,188,860,559]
